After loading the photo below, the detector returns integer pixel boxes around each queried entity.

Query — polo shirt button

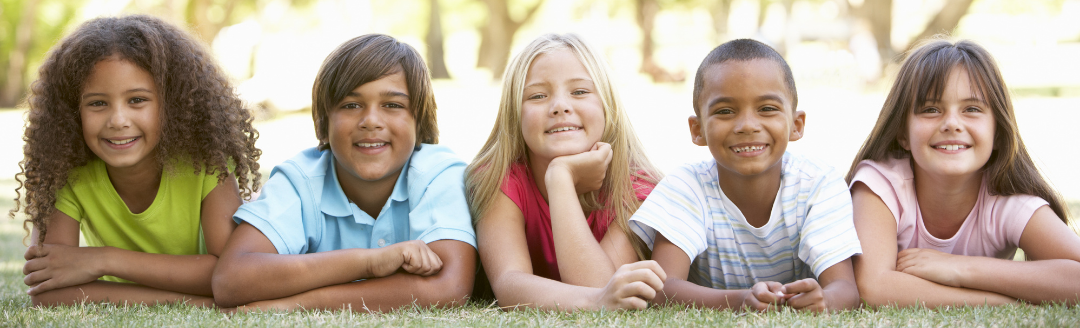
[378,239,386,247]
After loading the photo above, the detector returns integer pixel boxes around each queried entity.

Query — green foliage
[0,0,83,98]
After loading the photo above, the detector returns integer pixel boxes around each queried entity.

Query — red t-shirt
[499,162,655,281]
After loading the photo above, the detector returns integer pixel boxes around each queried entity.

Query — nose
[106,104,131,130]
[733,111,761,134]
[940,110,963,133]
[358,108,384,131]
[549,94,572,116]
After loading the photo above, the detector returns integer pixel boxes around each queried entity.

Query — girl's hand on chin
[548,142,613,195]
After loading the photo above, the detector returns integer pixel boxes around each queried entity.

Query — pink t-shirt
[499,162,655,281]
[850,157,1047,259]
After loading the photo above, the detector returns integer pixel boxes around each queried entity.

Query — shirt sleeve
[850,160,902,225]
[233,170,309,255]
[798,169,863,278]
[54,183,83,222]
[411,160,477,248]
[997,194,1050,248]
[629,165,709,263]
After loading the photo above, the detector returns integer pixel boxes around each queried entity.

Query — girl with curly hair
[13,15,261,307]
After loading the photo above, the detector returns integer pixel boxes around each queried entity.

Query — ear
[897,131,910,151]
[688,115,707,146]
[788,110,806,141]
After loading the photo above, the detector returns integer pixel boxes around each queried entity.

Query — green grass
[2,184,1080,327]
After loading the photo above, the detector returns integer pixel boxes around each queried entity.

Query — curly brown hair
[10,15,262,245]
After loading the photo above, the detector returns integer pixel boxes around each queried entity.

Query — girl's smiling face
[520,48,605,163]
[328,69,417,187]
[80,57,162,172]
[902,66,996,179]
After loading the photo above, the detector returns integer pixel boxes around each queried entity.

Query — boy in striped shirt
[630,39,861,312]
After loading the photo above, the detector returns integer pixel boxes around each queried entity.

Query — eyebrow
[523,78,594,90]
[923,97,986,104]
[705,94,785,109]
[81,88,155,100]
[344,90,409,99]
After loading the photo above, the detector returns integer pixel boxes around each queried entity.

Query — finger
[751,282,780,304]
[764,281,785,294]
[782,278,819,295]
[786,292,825,312]
[26,278,57,296]
[615,266,665,292]
[620,296,648,310]
[24,246,40,261]
[23,270,48,287]
[421,247,440,276]
[618,280,658,301]
[22,258,44,275]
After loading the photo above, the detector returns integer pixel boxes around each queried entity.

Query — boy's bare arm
[235,240,475,312]
[650,233,758,310]
[211,223,440,308]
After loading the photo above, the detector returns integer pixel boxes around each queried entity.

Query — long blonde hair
[465,33,662,260]
[845,38,1070,223]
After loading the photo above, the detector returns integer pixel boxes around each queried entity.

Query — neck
[336,159,401,219]
[717,162,782,228]
[104,157,162,214]
[912,166,983,239]
[528,155,553,203]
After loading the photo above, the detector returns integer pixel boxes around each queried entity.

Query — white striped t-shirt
[630,153,862,290]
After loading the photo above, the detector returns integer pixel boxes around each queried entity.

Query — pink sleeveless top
[500,162,655,281]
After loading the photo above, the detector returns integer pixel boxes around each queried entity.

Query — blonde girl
[847,38,1080,308]
[466,34,666,310]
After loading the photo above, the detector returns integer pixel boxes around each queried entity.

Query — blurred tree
[0,0,81,108]
[709,0,733,42]
[850,0,974,66]
[476,0,545,79]
[635,0,686,82]
[427,0,452,79]
[907,0,975,50]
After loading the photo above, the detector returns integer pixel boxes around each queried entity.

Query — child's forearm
[858,269,1014,308]
[96,247,219,296]
[213,247,396,307]
[958,257,1080,305]
[821,279,860,311]
[30,281,214,307]
[655,278,748,310]
[545,168,617,287]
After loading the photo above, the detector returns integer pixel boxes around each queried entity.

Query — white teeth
[546,126,580,133]
[934,145,968,151]
[732,145,765,153]
[106,138,137,145]
[356,142,387,148]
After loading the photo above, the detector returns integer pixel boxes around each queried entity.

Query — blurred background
[0,0,1078,221]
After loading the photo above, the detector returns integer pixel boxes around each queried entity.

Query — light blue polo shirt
[234,144,476,254]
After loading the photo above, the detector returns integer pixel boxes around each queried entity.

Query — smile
[355,142,388,148]
[731,145,765,153]
[105,137,138,145]
[545,126,581,134]
[933,144,969,151]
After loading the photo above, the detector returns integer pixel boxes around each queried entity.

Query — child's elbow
[854,277,889,307]
[210,268,245,308]
[425,280,472,308]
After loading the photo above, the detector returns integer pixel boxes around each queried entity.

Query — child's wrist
[95,246,118,277]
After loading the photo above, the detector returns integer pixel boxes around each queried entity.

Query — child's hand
[782,278,827,312]
[896,248,963,287]
[743,281,788,311]
[593,260,667,310]
[548,142,613,195]
[369,240,443,278]
[22,244,105,295]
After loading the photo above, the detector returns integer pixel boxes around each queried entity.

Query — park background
[1,0,1079,326]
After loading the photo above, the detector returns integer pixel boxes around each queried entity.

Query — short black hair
[692,39,797,115]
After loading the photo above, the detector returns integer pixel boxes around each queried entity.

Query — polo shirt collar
[320,156,411,218]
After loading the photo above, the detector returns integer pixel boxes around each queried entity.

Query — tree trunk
[908,0,975,49]
[709,0,733,43]
[861,0,893,64]
[636,0,683,82]
[0,0,40,107]
[426,0,451,79]
[476,0,544,79]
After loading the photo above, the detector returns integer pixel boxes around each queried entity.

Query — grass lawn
[2,183,1079,327]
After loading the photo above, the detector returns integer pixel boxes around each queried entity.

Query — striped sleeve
[630,163,709,263]
[796,168,862,278]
